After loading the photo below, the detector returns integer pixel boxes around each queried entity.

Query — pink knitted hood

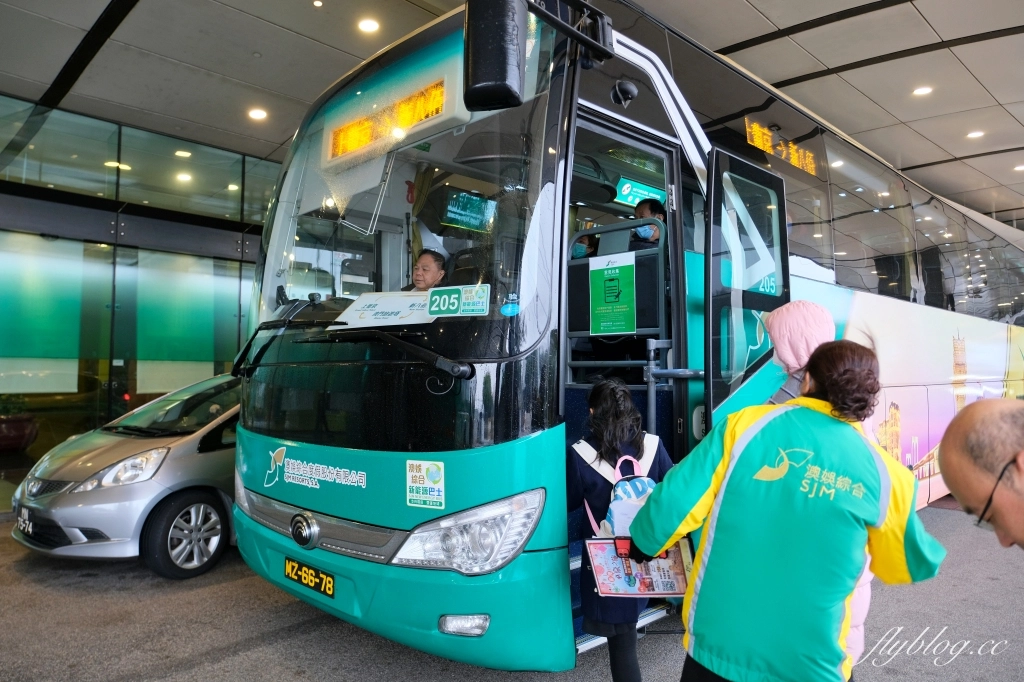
[763,300,836,374]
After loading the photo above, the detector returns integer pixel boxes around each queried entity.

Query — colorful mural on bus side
[792,277,1024,509]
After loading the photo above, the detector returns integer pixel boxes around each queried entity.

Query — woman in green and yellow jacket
[630,340,946,682]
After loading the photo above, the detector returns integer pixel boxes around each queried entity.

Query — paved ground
[0,506,1020,682]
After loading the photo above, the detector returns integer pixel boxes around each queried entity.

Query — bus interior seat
[448,246,491,286]
[596,230,630,255]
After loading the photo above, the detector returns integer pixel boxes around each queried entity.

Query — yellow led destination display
[745,117,817,175]
[330,80,446,159]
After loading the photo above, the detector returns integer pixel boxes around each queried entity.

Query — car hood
[33,430,184,482]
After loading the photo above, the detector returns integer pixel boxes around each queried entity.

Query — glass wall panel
[0,230,113,508]
[1,107,118,198]
[112,248,244,413]
[119,128,243,220]
[0,94,34,149]
[824,133,916,297]
[244,157,279,224]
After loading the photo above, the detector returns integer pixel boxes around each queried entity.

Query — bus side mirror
[463,0,529,111]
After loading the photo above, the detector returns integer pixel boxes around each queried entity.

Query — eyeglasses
[975,458,1015,531]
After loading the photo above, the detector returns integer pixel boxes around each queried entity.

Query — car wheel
[141,490,227,579]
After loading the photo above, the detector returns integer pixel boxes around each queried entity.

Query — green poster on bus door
[589,252,636,335]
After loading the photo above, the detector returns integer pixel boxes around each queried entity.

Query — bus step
[575,603,672,654]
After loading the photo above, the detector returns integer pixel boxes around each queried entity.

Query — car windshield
[106,375,240,434]
[252,21,560,361]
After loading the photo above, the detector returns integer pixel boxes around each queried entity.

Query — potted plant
[0,394,38,453]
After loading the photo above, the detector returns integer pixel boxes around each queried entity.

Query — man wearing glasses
[939,399,1024,549]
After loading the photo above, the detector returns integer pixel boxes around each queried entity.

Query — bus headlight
[392,489,545,575]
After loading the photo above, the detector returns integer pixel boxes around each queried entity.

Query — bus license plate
[284,557,334,598]
[16,505,33,537]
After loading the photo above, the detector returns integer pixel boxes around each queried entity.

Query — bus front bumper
[234,506,576,672]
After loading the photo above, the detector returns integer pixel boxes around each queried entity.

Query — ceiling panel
[639,0,777,51]
[728,38,825,84]
[905,162,1000,195]
[952,34,1024,106]
[963,151,1024,185]
[852,123,953,169]
[215,0,438,61]
[0,71,48,102]
[791,4,939,69]
[0,0,109,30]
[70,42,307,149]
[745,0,868,30]
[958,185,1024,213]
[907,105,1024,157]
[111,0,358,104]
[1001,101,1024,128]
[60,92,285,161]
[840,49,997,121]
[913,0,1024,41]
[0,3,86,87]
[781,75,899,133]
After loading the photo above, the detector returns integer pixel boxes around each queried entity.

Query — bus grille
[245,491,409,564]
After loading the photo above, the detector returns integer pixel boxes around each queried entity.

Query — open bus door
[703,149,790,430]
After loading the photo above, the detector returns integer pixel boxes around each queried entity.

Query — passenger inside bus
[629,198,664,251]
[401,249,448,291]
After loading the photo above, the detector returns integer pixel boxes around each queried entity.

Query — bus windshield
[255,23,560,362]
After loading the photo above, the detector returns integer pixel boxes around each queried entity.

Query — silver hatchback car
[11,374,240,579]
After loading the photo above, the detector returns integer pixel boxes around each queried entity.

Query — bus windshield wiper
[296,329,475,380]
[232,318,339,378]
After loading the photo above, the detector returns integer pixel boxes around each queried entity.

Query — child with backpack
[566,378,674,682]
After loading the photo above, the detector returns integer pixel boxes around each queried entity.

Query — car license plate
[16,505,33,537]
[284,557,334,598]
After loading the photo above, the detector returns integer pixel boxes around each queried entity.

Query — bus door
[703,149,790,431]
[562,113,694,651]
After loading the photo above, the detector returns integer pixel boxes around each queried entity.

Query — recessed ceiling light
[855,187,863,192]
[873,209,880,213]
[71,154,78,159]
[47,184,53,188]
[831,160,844,168]
[813,233,823,238]
[916,218,922,222]
[913,87,933,96]
[767,205,776,209]
[118,164,131,171]
[879,192,890,197]
[175,150,191,158]
[313,0,322,5]
[358,18,379,32]
[325,198,335,207]
[104,161,119,167]
[924,216,932,221]
[392,128,406,139]
[249,109,267,120]
[835,251,847,255]
[871,270,877,274]
[924,233,930,236]
[143,200,149,204]
[838,192,846,197]
[227,184,239,191]
[177,173,192,181]
[1015,165,1024,171]
[295,235,300,241]
[967,131,984,138]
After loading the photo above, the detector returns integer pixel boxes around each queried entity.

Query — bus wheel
[141,490,226,579]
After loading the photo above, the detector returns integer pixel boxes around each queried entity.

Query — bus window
[705,150,789,417]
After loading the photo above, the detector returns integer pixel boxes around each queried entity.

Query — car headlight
[391,489,545,575]
[70,448,169,493]
[234,468,251,516]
